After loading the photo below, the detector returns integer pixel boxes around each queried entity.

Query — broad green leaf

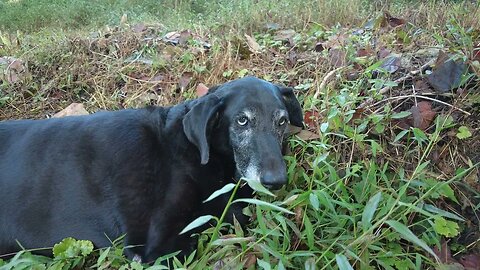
[423,204,463,221]
[241,177,275,197]
[257,258,271,270]
[130,261,143,270]
[385,220,437,259]
[412,128,428,143]
[391,111,412,119]
[96,247,110,266]
[320,122,329,133]
[233,198,293,214]
[309,193,320,211]
[305,257,316,270]
[362,192,382,230]
[179,215,215,235]
[336,254,354,270]
[304,215,314,249]
[203,183,236,203]
[52,238,93,259]
[456,126,472,139]
[394,129,410,142]
[433,216,459,237]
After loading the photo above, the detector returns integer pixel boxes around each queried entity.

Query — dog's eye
[278,117,287,126]
[237,116,249,126]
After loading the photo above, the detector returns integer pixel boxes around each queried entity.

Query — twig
[368,94,471,116]
[313,66,345,99]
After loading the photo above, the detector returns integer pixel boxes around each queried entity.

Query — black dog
[0,76,303,262]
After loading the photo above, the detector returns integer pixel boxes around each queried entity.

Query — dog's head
[183,76,303,189]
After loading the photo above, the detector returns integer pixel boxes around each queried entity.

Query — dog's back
[0,109,166,255]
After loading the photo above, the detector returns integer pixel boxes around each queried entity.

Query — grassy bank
[1,0,479,269]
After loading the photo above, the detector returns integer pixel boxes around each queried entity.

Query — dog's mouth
[262,183,284,190]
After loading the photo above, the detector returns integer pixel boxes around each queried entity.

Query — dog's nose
[261,171,287,190]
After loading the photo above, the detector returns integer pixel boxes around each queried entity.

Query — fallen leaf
[243,253,257,269]
[315,42,325,52]
[381,54,401,73]
[132,23,146,33]
[163,31,180,45]
[244,34,260,53]
[179,72,193,90]
[274,29,296,40]
[296,130,320,141]
[287,50,297,66]
[213,260,225,270]
[357,48,373,57]
[472,44,480,61]
[0,56,27,83]
[460,254,480,270]
[265,22,280,31]
[328,48,347,67]
[274,29,296,46]
[378,47,391,59]
[149,74,164,83]
[351,108,365,121]
[120,13,128,25]
[384,11,407,27]
[196,83,209,97]
[304,110,320,129]
[414,79,431,93]
[294,206,303,226]
[410,101,437,130]
[433,240,457,264]
[178,30,191,45]
[286,124,302,137]
[428,52,467,93]
[53,103,89,118]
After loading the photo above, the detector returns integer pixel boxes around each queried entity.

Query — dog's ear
[277,86,303,127]
[183,94,223,165]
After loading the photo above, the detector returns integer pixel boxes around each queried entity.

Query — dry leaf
[132,23,146,33]
[433,240,458,264]
[244,34,260,53]
[179,72,193,90]
[328,48,347,67]
[178,30,192,45]
[304,110,320,129]
[384,11,407,27]
[380,55,401,73]
[428,52,467,93]
[196,83,209,97]
[296,130,320,141]
[410,101,436,130]
[243,253,257,269]
[315,42,325,52]
[53,103,89,118]
[0,56,27,84]
[460,254,480,270]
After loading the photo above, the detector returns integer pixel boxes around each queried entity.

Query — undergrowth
[1,0,480,269]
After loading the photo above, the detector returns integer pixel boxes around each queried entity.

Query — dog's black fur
[0,76,303,262]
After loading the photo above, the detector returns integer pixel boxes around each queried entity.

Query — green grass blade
[385,220,438,260]
[233,198,293,214]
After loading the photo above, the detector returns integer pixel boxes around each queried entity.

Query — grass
[1,0,480,269]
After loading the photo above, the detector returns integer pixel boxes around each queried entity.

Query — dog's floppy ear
[183,94,223,165]
[277,86,303,127]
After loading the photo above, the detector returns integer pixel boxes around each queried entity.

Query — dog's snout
[261,171,287,190]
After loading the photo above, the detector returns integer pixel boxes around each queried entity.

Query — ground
[0,0,479,269]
